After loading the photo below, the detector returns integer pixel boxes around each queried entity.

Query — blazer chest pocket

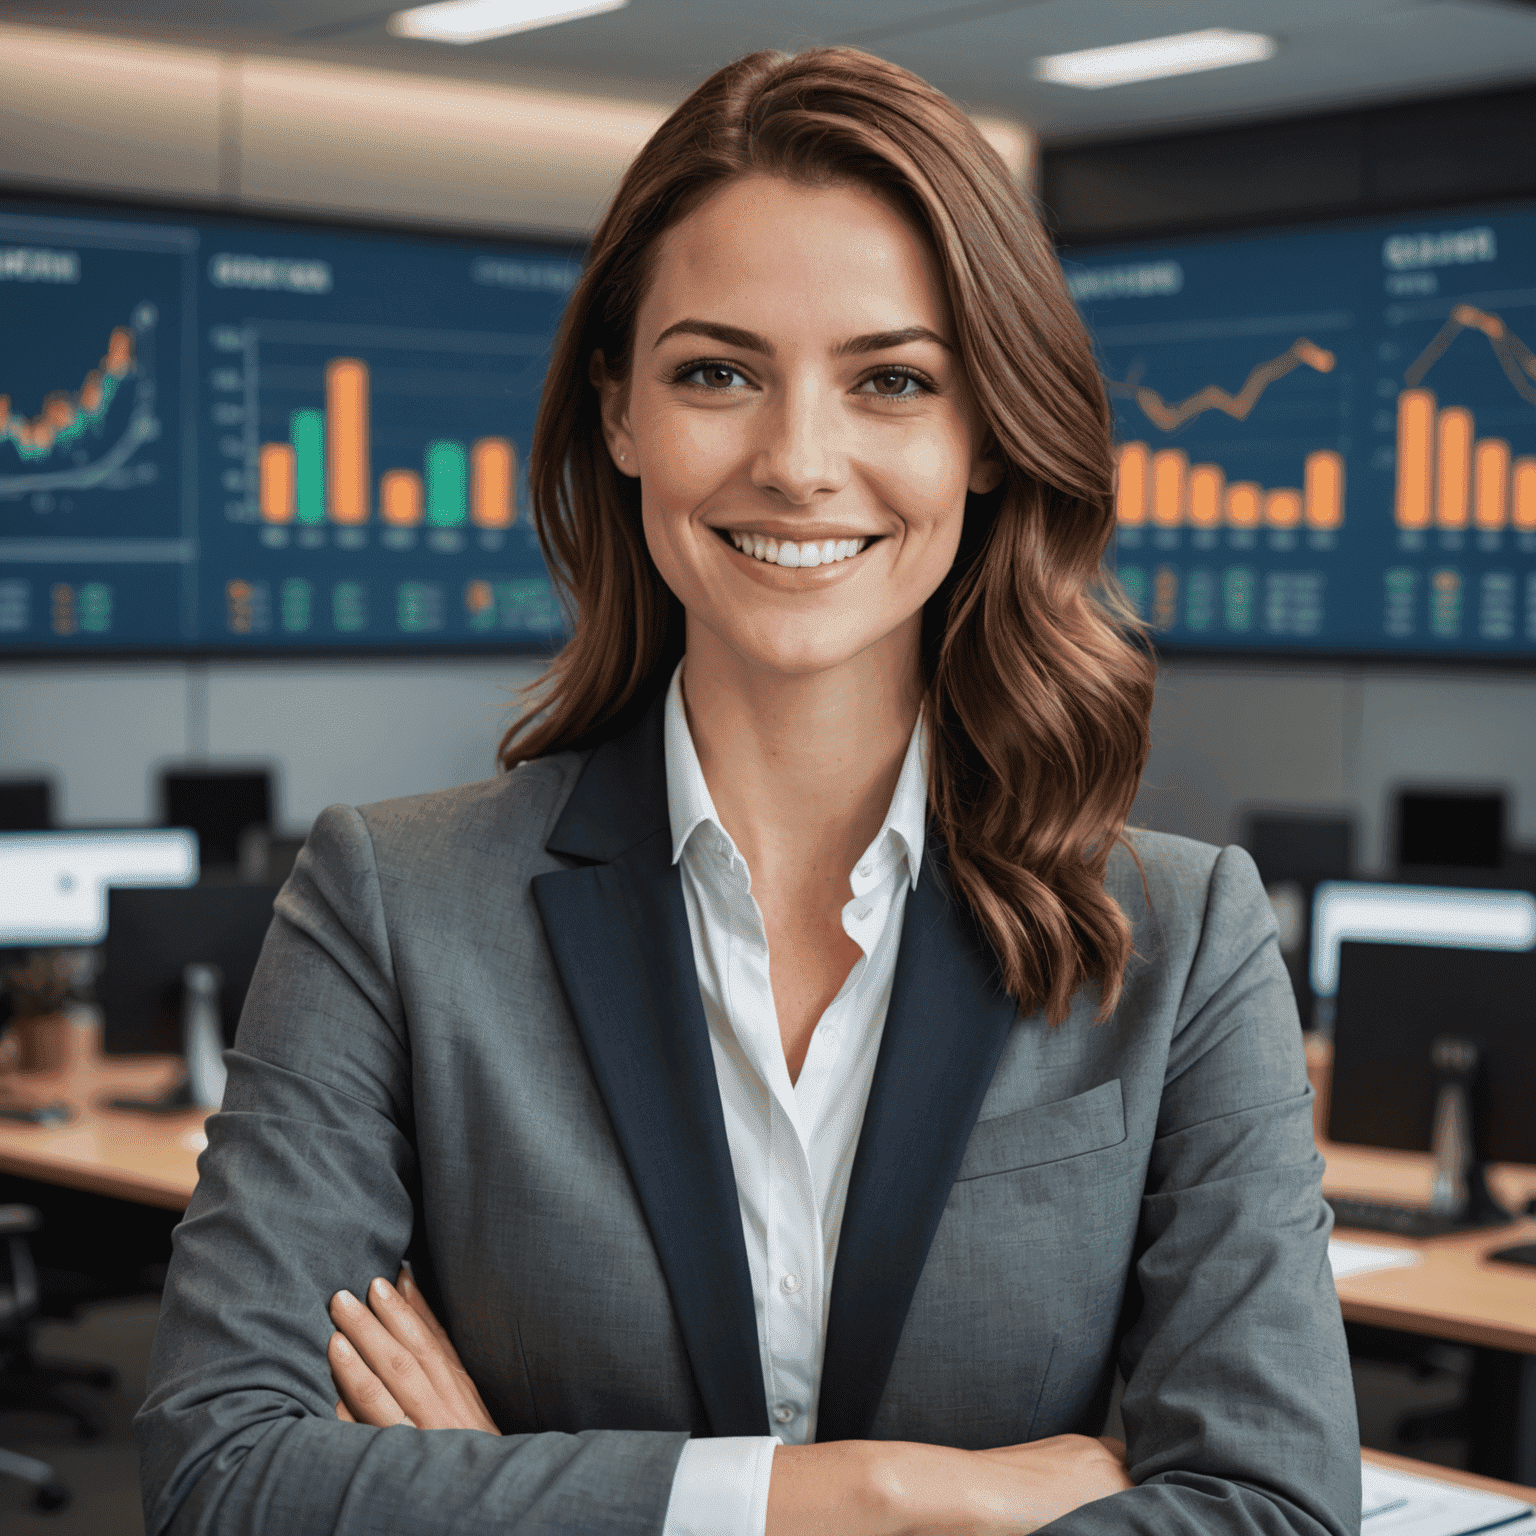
[956,1079,1126,1181]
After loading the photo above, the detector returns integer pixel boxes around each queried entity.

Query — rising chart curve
[1107,338,1337,432]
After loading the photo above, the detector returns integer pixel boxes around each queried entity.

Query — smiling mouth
[718,529,874,569]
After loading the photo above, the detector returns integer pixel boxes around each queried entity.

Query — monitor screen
[0,193,580,655]
[1330,940,1536,1164]
[0,828,198,946]
[1066,199,1536,659]
[101,884,279,1055]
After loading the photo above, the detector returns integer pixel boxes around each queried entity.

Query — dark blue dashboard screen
[1069,199,1536,659]
[0,194,579,652]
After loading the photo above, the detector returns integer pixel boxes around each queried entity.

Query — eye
[680,362,750,391]
[858,368,927,399]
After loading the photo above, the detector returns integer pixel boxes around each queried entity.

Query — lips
[722,531,870,568]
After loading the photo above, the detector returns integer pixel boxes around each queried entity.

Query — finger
[335,1398,357,1423]
[331,1289,441,1428]
[327,1329,411,1428]
[396,1268,465,1368]
[366,1277,487,1420]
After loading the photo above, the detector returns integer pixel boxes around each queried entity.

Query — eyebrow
[651,320,953,356]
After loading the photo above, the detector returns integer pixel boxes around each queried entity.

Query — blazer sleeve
[134,804,688,1536]
[1044,845,1360,1536]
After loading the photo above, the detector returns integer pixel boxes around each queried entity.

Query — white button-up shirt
[659,663,928,1536]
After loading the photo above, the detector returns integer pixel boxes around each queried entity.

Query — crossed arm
[327,1268,1133,1536]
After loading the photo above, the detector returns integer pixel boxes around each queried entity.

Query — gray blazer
[136,697,1360,1535]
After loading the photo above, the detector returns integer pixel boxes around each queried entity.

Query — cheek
[638,404,739,515]
[871,418,975,539]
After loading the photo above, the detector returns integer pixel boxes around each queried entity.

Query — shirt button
[773,1403,797,1425]
[780,1273,801,1294]
[856,862,872,878]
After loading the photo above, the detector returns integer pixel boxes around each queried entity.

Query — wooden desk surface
[1362,1447,1536,1500]
[0,1021,205,1210]
[1308,1035,1536,1355]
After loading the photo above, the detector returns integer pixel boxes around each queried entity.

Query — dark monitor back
[1245,813,1354,886]
[1329,940,1536,1163]
[161,770,272,868]
[1395,791,1504,870]
[101,884,278,1055]
[0,778,53,832]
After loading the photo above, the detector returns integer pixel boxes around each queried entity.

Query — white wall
[0,657,546,830]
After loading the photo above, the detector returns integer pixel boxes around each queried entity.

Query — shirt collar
[662,661,927,890]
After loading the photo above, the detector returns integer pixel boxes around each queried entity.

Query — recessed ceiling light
[1033,28,1276,91]
[388,0,628,46]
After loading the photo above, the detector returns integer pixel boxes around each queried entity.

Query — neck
[680,617,922,889]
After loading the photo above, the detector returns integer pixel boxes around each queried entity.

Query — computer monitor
[1330,940,1536,1169]
[0,829,198,947]
[100,884,278,1058]
[1395,789,1505,872]
[0,778,52,831]
[160,769,272,869]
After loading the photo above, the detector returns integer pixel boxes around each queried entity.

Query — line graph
[1402,303,1536,407]
[1107,338,1336,432]
[0,304,162,498]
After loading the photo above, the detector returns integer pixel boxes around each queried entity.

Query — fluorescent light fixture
[388,0,628,45]
[1033,28,1276,91]
[0,829,198,946]
[1310,881,1536,998]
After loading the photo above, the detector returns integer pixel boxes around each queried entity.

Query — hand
[971,1435,1133,1531]
[768,1433,1131,1536]
[328,1268,500,1434]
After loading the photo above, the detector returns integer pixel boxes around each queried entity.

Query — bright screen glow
[0,829,198,946]
[1310,880,1536,997]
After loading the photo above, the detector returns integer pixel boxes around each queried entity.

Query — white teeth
[726,532,868,566]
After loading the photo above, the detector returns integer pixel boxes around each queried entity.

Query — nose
[748,380,848,505]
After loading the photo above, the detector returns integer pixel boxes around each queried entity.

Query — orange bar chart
[259,443,296,524]
[1113,441,1344,530]
[326,359,370,525]
[1265,489,1302,528]
[1151,449,1187,527]
[381,469,424,527]
[1515,458,1536,531]
[1474,440,1510,531]
[1188,464,1223,528]
[471,437,515,529]
[1303,450,1344,529]
[1114,442,1149,526]
[1395,388,1531,530]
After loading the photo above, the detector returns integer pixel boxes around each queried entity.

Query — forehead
[640,173,952,340]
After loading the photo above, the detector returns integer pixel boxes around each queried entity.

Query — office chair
[1392,786,1505,876]
[0,1202,115,1510]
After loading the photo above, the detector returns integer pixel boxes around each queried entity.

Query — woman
[137,47,1359,1536]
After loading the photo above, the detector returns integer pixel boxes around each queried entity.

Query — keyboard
[1326,1196,1499,1239]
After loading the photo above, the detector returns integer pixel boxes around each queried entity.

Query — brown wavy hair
[500,46,1154,1024]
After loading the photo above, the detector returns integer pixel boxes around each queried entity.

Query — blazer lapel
[817,847,1020,1442]
[530,701,769,1438]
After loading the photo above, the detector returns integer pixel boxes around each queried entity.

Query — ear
[590,349,639,478]
[968,433,1006,496]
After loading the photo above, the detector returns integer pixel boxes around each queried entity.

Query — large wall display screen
[0,194,579,653]
[1068,200,1536,660]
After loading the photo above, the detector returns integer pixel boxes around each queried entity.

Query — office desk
[1307,1035,1536,1355]
[1362,1447,1535,1500]
[0,1021,203,1211]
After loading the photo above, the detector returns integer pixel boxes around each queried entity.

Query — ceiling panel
[6,0,1536,138]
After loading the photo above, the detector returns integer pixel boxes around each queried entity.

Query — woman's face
[599,172,1001,681]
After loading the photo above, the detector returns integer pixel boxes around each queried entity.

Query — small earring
[619,453,626,461]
